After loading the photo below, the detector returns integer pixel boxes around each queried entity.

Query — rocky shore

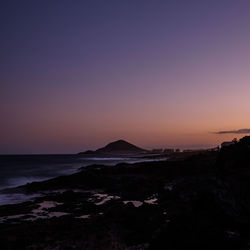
[0,138,250,249]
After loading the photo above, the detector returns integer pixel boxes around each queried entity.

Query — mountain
[78,140,147,155]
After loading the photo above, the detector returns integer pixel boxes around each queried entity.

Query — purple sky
[1,0,250,154]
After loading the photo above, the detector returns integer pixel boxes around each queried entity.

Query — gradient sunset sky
[1,0,250,154]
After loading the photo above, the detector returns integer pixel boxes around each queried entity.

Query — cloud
[214,129,250,135]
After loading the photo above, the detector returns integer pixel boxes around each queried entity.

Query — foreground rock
[0,138,250,249]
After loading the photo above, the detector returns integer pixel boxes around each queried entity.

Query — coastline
[0,154,160,205]
[0,146,249,249]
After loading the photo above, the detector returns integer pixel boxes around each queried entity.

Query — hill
[78,140,147,155]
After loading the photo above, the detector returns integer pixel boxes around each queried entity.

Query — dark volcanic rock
[217,136,250,170]
[0,139,250,249]
[79,139,147,155]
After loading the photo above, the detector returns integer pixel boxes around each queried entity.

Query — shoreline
[0,145,249,249]
[0,154,162,201]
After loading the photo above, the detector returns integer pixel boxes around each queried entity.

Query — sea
[0,154,156,205]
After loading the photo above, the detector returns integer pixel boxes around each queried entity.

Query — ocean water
[0,154,156,205]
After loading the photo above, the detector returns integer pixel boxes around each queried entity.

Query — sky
[1,0,250,154]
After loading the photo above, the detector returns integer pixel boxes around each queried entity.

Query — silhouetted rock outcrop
[217,136,250,170]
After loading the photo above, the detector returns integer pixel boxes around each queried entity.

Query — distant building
[175,148,181,153]
[163,148,175,154]
[151,149,163,154]
[221,139,237,148]
[183,149,199,153]
[208,146,220,152]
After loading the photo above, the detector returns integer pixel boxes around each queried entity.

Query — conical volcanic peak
[96,140,145,154]
[79,140,147,155]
